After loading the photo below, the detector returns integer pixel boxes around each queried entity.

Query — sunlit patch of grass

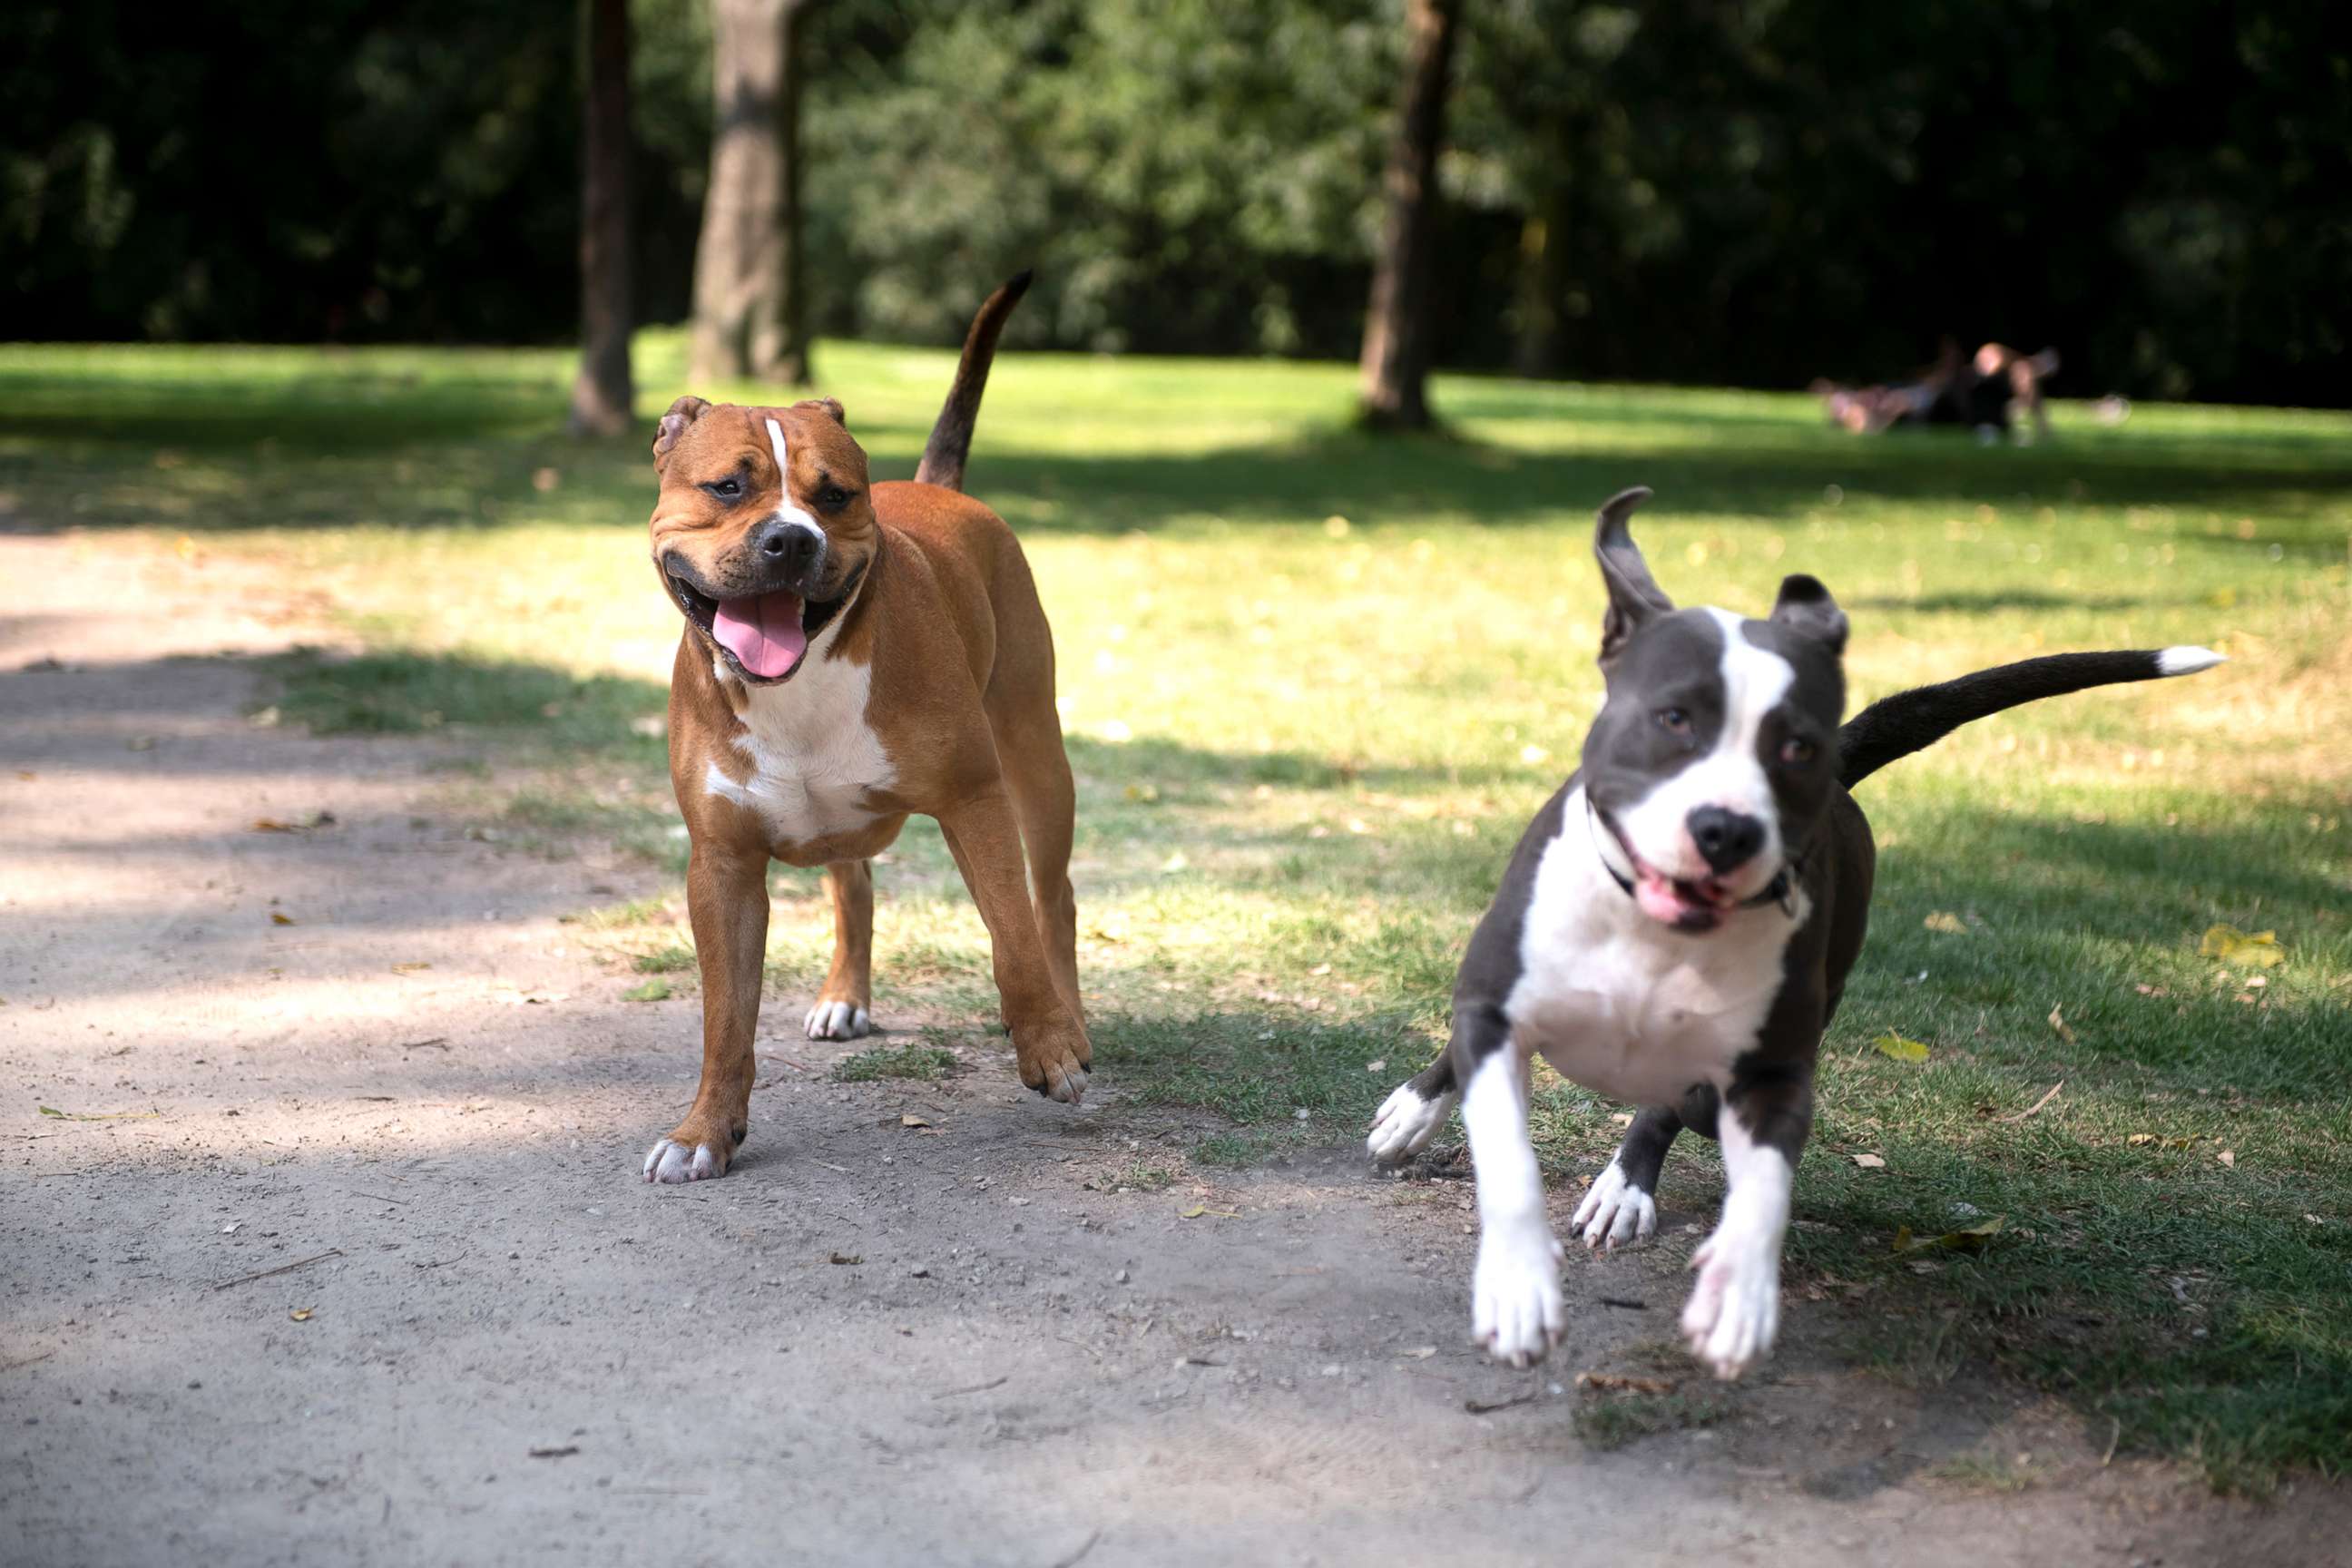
[830,1043,958,1083]
[7,336,2347,1485]
[1926,1450,2041,1494]
[632,945,695,975]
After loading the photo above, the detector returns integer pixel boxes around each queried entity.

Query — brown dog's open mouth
[665,566,857,685]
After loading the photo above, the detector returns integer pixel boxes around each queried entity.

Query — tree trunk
[691,0,811,387]
[567,0,635,436]
[1357,0,1462,430]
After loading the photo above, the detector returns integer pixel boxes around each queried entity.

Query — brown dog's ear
[795,397,847,426]
[1593,486,1671,664]
[652,396,711,470]
[1770,573,1848,654]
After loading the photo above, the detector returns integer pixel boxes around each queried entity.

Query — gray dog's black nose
[1686,807,1765,874]
[752,518,823,574]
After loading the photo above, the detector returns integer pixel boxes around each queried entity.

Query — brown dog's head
[648,395,877,684]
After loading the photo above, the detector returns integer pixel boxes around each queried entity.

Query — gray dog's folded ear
[1770,573,1848,653]
[1593,485,1670,663]
[652,395,712,470]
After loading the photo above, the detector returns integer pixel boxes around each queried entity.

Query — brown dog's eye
[1779,738,1817,766]
[815,485,852,510]
[1655,707,1693,739]
[701,476,743,502]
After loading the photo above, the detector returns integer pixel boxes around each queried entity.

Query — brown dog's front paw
[1016,1024,1091,1104]
[642,1113,745,1184]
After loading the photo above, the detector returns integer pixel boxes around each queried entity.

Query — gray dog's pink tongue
[712,591,807,679]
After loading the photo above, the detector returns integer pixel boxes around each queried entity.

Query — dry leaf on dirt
[2047,1005,2078,1044]
[2200,925,2285,968]
[1923,912,1969,934]
[828,1252,862,1266]
[390,962,431,975]
[1892,1216,2004,1254]
[1851,1152,1886,1170]
[289,1308,313,1321]
[37,1105,159,1122]
[1873,1034,1930,1063]
[1179,1205,1240,1220]
[900,1113,933,1130]
[1574,1372,1677,1395]
[270,912,296,926]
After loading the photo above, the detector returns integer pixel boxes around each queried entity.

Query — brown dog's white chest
[703,644,897,853]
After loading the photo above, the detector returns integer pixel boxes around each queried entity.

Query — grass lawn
[4,332,2347,1487]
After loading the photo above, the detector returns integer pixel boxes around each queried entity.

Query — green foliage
[8,0,2347,402]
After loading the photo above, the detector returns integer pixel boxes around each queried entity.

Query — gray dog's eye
[1655,707,1693,737]
[1779,737,1818,766]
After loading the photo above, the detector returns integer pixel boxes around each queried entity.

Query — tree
[1357,0,1461,429]
[568,0,635,436]
[691,0,814,386]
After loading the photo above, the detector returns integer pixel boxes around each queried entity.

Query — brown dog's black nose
[1686,807,1765,874]
[752,518,823,576]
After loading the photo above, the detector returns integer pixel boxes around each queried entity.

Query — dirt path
[4,531,2343,1567]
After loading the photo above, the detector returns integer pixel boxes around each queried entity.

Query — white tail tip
[2157,645,2225,677]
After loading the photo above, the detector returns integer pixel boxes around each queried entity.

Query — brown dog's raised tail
[914,270,1033,493]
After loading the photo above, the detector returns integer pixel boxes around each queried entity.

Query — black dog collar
[1587,800,1798,918]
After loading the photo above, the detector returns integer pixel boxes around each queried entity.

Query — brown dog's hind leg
[645,845,769,1182]
[804,858,876,1040]
[938,790,1092,1102]
[995,717,1083,1027]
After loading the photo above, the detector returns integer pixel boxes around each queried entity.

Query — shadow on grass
[6,360,2349,549]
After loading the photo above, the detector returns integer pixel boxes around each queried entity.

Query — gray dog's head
[1576,488,1848,933]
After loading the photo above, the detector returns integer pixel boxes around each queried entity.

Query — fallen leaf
[2200,925,2285,968]
[37,1105,159,1122]
[289,1308,313,1321]
[1892,1216,2004,1254]
[390,962,431,975]
[1852,1152,1886,1170]
[1178,1205,1240,1220]
[2128,1132,2155,1146]
[528,1445,580,1459]
[1873,1033,1930,1063]
[1399,1346,1438,1359]
[270,912,296,926]
[2217,1150,2236,1169]
[1575,1371,1677,1396]
[900,1113,932,1129]
[828,1252,862,1266]
[1923,911,1968,935]
[2047,1005,2077,1044]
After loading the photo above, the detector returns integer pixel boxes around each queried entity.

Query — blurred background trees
[5,0,2347,406]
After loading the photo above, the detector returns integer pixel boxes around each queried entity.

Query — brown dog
[640,274,1089,1183]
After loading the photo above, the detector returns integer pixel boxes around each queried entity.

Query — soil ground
[5,531,2346,1567]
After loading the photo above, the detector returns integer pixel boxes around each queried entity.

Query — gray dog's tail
[914,270,1033,493]
[1837,646,2223,789]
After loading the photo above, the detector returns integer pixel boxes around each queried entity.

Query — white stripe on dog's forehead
[1704,607,1795,738]
[765,416,789,476]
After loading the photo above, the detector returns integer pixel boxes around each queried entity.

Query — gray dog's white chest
[1504,789,1801,1106]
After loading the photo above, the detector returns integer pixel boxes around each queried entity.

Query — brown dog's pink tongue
[712,591,807,679]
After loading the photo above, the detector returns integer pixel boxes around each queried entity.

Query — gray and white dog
[1367,487,2221,1378]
